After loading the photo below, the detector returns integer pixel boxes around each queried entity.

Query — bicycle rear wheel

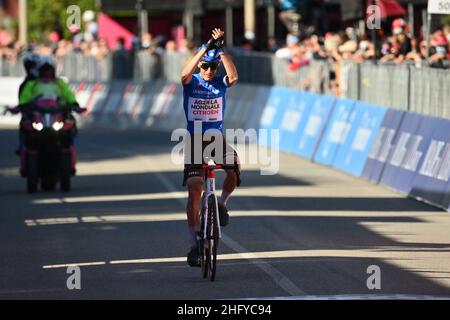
[200,206,208,279]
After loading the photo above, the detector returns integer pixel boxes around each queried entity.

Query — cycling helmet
[22,52,40,77]
[198,47,222,63]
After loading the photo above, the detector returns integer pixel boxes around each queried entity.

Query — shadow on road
[1,128,450,299]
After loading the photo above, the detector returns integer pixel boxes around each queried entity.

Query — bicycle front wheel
[207,196,219,282]
[200,206,208,279]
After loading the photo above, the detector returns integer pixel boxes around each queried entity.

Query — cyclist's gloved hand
[205,36,224,51]
[204,28,225,51]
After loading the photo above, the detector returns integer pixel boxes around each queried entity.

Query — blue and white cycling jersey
[183,73,229,134]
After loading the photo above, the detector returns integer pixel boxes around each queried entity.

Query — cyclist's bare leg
[186,176,203,247]
[220,169,237,206]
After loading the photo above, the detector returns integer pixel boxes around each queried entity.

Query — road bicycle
[196,158,235,282]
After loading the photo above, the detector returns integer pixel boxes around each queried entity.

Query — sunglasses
[200,63,219,71]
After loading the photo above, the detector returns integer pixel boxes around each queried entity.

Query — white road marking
[43,262,106,269]
[25,210,431,227]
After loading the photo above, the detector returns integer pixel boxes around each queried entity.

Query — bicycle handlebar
[189,163,237,170]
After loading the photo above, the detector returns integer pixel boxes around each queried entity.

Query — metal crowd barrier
[346,61,450,119]
[0,57,25,77]
[0,51,336,90]
[1,51,449,118]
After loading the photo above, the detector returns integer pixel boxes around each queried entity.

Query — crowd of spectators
[261,19,448,95]
[272,19,450,71]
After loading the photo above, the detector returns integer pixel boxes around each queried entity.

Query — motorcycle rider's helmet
[37,55,56,79]
[22,52,40,78]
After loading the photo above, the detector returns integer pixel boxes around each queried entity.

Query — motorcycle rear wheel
[60,153,71,192]
[27,154,38,194]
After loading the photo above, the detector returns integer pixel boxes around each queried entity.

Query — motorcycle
[5,100,86,193]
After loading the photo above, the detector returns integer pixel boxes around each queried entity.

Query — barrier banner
[143,80,171,127]
[361,109,406,183]
[243,85,272,133]
[378,112,429,195]
[133,82,162,128]
[68,82,78,92]
[169,84,186,130]
[102,82,127,115]
[96,82,127,127]
[225,84,258,130]
[156,83,185,131]
[73,83,94,111]
[0,77,23,126]
[444,178,450,211]
[117,83,144,116]
[295,94,335,160]
[332,102,387,177]
[224,83,243,129]
[278,91,314,153]
[234,84,265,129]
[313,99,356,166]
[258,87,291,147]
[84,83,109,114]
[146,83,177,129]
[410,117,450,210]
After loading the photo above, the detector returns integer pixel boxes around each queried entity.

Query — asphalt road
[1,127,450,300]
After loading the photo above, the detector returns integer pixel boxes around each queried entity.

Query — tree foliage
[441,15,450,27]
[28,0,97,42]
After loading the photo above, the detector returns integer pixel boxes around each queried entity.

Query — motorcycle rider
[19,51,41,97]
[14,55,84,175]
[12,52,41,155]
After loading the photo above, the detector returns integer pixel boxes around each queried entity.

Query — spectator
[178,38,195,55]
[55,39,71,59]
[165,40,177,53]
[70,24,83,52]
[112,37,130,79]
[82,10,98,43]
[141,32,153,51]
[275,33,299,60]
[406,39,427,67]
[266,37,280,53]
[288,44,309,71]
[97,38,110,61]
[444,25,450,44]
[337,33,357,60]
[429,30,449,68]
[353,36,375,62]
[278,0,304,35]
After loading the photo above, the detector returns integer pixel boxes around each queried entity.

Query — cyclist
[181,28,240,267]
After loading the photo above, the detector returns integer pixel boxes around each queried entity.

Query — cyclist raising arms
[181,28,241,267]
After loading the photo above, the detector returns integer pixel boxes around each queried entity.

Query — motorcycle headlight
[52,122,64,131]
[32,122,44,131]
